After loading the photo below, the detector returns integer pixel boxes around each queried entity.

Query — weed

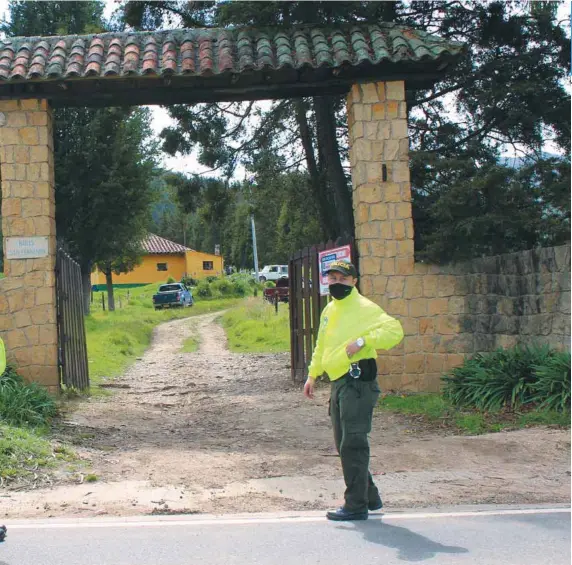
[221,298,290,353]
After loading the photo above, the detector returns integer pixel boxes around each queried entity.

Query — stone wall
[0,99,59,393]
[455,246,570,351]
[347,80,570,393]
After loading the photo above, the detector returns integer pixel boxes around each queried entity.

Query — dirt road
[2,312,569,519]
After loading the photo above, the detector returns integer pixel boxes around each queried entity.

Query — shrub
[531,350,571,412]
[264,281,276,288]
[206,275,219,283]
[196,280,213,298]
[442,345,571,413]
[181,276,198,287]
[0,366,57,427]
[166,276,176,284]
[231,280,249,296]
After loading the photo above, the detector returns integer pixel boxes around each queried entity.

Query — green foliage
[413,157,571,263]
[221,298,290,353]
[442,345,571,412]
[123,0,570,263]
[211,278,233,296]
[181,275,199,287]
[2,1,105,36]
[192,275,255,300]
[180,334,200,353]
[56,106,158,280]
[379,394,448,420]
[195,280,213,298]
[378,392,569,435]
[0,423,72,482]
[166,276,176,284]
[0,366,57,427]
[531,351,571,412]
[517,409,570,428]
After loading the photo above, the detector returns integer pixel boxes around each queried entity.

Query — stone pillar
[347,81,417,389]
[348,81,474,392]
[0,99,59,393]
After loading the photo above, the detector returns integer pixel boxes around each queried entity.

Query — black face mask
[329,283,353,300]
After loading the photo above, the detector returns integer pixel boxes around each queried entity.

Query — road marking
[6,507,570,530]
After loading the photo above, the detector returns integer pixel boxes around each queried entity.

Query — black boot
[326,507,368,521]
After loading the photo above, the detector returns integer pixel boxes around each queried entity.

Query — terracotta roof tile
[142,233,191,255]
[0,22,463,84]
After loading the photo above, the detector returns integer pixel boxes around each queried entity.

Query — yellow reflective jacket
[0,337,5,376]
[308,287,403,381]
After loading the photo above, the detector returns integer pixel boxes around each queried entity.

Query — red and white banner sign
[318,245,352,296]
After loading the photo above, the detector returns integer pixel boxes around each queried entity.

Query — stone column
[347,81,417,389]
[0,99,59,393]
[348,82,474,392]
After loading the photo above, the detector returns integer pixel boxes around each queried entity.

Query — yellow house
[91,234,224,288]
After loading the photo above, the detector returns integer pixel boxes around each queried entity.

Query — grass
[0,366,57,427]
[0,365,77,483]
[378,393,570,435]
[220,298,290,353]
[86,283,240,388]
[181,334,200,353]
[0,423,75,482]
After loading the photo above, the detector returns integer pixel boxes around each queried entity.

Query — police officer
[303,260,404,521]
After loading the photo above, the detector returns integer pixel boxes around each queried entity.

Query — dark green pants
[330,375,381,512]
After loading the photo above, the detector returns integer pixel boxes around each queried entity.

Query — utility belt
[346,358,377,382]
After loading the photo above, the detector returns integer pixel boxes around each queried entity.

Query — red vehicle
[263,277,289,304]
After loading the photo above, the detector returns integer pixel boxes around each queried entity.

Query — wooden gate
[56,249,89,390]
[288,238,356,382]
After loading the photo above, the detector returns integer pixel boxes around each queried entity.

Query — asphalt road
[1,506,569,565]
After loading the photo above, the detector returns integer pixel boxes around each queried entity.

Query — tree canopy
[122,0,570,264]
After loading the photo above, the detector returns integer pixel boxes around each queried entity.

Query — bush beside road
[221,298,290,353]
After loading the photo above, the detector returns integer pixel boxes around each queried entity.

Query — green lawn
[86,284,240,388]
[378,393,570,435]
[220,298,290,353]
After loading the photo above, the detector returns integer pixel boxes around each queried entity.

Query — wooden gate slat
[288,257,296,380]
[301,247,312,375]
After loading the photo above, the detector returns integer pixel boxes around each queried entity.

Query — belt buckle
[349,362,361,379]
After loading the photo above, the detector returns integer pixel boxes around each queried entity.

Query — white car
[256,265,288,282]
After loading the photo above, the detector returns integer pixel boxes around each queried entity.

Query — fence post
[102,292,106,312]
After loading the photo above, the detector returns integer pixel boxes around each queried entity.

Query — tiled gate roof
[0,22,464,106]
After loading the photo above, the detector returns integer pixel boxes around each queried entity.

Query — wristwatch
[356,337,365,348]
